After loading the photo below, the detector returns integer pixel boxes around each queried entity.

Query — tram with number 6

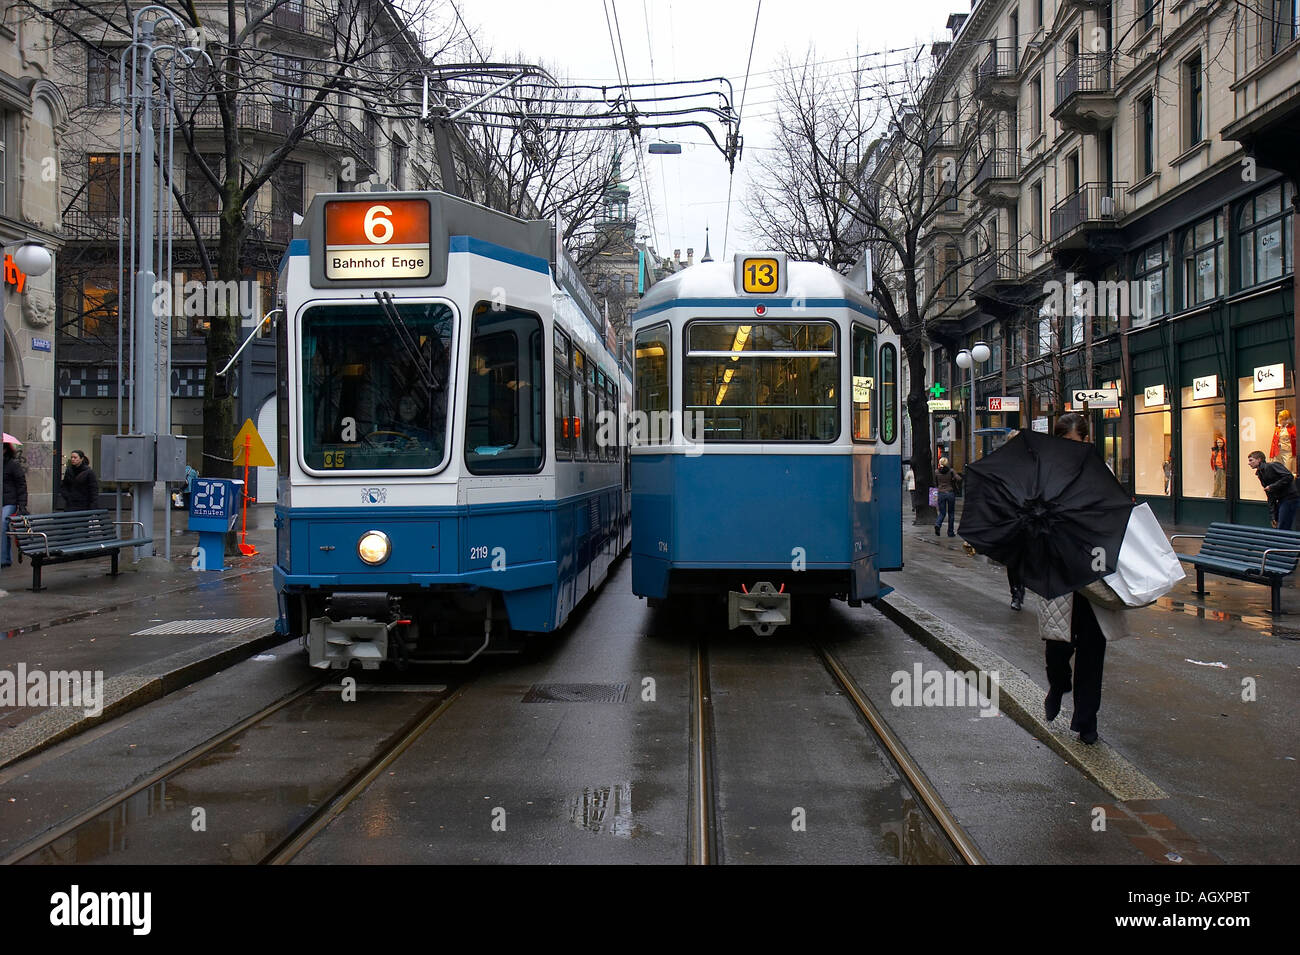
[628,252,903,633]
[273,191,630,667]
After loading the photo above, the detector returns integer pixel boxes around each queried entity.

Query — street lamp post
[1,240,54,517]
[954,341,991,470]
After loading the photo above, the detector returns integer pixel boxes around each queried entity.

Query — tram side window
[555,330,572,460]
[634,324,671,445]
[585,358,598,459]
[464,303,544,474]
[594,369,608,460]
[880,342,898,445]
[852,324,877,442]
[608,378,619,460]
[572,348,587,461]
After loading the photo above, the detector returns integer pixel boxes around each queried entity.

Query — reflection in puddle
[568,783,642,838]
[1151,597,1300,638]
[879,785,962,865]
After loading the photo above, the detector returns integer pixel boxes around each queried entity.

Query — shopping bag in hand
[1103,503,1185,607]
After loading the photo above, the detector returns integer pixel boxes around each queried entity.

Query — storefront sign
[852,376,873,403]
[30,337,50,352]
[927,399,952,412]
[1143,384,1166,407]
[1192,374,1218,400]
[1032,417,1049,433]
[1254,363,1285,392]
[988,396,1020,412]
[1072,388,1119,409]
[3,254,28,293]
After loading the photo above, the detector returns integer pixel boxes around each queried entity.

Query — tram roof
[633,259,876,321]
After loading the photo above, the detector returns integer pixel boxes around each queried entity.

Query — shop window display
[1238,375,1296,502]
[1180,384,1226,499]
[1135,402,1172,496]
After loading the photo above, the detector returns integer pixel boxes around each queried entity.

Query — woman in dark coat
[61,449,100,511]
[2,441,27,567]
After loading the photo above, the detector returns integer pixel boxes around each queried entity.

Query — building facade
[1,2,66,512]
[911,0,1298,525]
[52,0,485,506]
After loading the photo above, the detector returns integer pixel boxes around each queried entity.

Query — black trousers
[1007,564,1025,602]
[1045,596,1107,735]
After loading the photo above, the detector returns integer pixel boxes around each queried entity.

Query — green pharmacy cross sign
[927,382,946,399]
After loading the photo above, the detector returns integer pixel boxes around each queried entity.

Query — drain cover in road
[522,682,628,703]
[131,617,276,636]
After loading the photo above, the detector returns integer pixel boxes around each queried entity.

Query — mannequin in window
[1271,409,1296,475]
[1210,434,1227,498]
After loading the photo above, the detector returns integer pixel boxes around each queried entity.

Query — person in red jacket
[1270,409,1296,474]
[1210,435,1227,498]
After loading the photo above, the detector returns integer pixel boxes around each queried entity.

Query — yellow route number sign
[741,257,780,294]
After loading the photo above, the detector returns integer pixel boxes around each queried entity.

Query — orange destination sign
[324,199,432,280]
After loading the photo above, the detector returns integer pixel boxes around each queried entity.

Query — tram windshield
[300,302,454,471]
[684,321,839,442]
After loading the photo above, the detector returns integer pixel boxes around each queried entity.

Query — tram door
[876,329,903,572]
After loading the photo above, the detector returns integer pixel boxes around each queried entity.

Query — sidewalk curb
[0,629,292,771]
[876,592,1168,802]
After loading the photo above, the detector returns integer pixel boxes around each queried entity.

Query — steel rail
[261,685,469,865]
[816,646,987,865]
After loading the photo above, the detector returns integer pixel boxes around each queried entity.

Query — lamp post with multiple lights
[954,341,991,469]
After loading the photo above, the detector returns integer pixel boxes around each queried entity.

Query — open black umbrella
[958,429,1134,600]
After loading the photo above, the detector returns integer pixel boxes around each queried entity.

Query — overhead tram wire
[643,0,673,253]
[722,0,761,260]
[612,0,664,256]
[603,0,663,255]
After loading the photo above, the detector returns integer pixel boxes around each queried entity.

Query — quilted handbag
[1035,592,1073,642]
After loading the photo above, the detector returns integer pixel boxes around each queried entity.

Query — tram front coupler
[307,591,402,669]
[727,581,791,636]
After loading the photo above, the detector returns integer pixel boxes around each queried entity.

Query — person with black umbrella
[959,412,1133,745]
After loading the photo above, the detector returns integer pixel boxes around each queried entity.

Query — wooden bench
[4,510,152,592]
[1171,522,1300,615]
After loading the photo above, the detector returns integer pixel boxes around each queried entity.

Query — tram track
[687,636,986,866]
[3,673,471,865]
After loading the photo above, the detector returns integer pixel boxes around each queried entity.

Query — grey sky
[459,0,963,261]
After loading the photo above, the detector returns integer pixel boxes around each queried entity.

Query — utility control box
[154,434,188,482]
[99,434,155,482]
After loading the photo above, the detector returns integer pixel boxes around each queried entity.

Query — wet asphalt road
[1,555,1155,864]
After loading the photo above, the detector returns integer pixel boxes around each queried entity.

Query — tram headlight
[357,530,391,566]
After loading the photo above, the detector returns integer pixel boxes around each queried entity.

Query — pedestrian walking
[2,440,27,568]
[60,449,100,511]
[933,456,959,537]
[1036,413,1124,745]
[1248,450,1300,530]
[1001,429,1026,610]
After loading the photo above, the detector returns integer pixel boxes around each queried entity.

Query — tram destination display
[324,199,432,280]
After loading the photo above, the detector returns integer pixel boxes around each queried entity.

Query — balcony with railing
[923,120,959,155]
[63,209,285,246]
[1049,182,1125,250]
[975,44,1019,108]
[1052,53,1116,132]
[972,148,1019,206]
[971,247,1028,293]
[260,1,330,37]
[182,100,361,152]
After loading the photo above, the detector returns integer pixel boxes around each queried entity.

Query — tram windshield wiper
[373,291,438,393]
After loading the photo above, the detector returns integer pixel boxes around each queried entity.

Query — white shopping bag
[1103,503,1185,607]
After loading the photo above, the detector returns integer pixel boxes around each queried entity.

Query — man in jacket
[1248,450,1300,530]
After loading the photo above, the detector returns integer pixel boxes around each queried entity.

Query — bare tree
[748,50,998,522]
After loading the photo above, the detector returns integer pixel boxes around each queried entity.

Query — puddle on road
[568,783,643,838]
[1152,597,1300,639]
[877,782,963,865]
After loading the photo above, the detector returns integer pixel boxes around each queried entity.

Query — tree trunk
[203,188,243,553]
[904,335,937,525]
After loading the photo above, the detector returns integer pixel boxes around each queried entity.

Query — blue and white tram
[273,191,631,667]
[628,252,902,633]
